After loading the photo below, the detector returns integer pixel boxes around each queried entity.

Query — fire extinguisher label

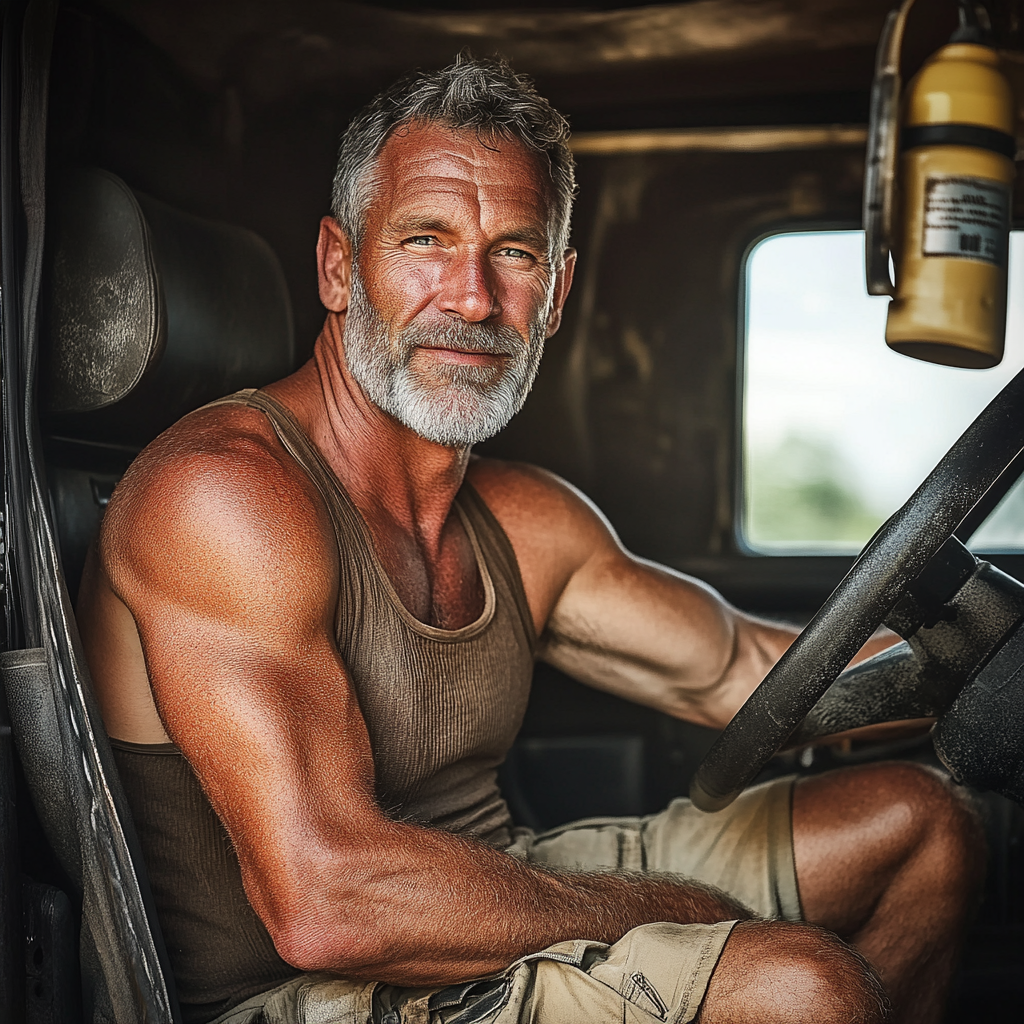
[923,176,1011,266]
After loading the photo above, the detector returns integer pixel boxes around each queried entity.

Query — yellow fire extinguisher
[865,0,1017,368]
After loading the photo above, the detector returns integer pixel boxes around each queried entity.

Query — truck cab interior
[2,0,1024,1021]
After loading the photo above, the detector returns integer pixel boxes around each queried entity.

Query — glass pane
[742,230,1024,553]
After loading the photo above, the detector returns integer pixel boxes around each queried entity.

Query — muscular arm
[98,419,749,986]
[468,460,893,731]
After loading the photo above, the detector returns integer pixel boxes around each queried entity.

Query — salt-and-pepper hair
[331,54,576,265]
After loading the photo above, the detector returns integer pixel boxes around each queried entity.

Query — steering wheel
[690,365,1024,812]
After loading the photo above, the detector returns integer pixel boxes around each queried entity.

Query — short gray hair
[331,55,575,264]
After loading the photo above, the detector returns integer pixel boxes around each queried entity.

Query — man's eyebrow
[390,216,451,235]
[499,226,549,252]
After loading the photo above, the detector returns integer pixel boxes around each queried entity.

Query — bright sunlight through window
[742,230,1024,553]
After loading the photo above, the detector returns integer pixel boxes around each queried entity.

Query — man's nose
[437,249,499,322]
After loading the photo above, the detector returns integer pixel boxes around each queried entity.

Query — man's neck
[266,316,471,558]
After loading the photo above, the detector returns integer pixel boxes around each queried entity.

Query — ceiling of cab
[93,0,967,130]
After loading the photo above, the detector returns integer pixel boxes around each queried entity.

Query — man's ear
[545,248,577,337]
[318,216,353,312]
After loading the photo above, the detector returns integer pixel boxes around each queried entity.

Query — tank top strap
[456,483,538,654]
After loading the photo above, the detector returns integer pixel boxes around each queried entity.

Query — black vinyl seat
[7,166,295,1021]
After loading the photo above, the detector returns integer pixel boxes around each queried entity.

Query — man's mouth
[414,345,510,367]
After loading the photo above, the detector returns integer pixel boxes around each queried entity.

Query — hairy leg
[792,762,985,1024]
[697,920,889,1023]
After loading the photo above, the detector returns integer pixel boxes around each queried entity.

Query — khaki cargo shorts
[213,775,801,1024]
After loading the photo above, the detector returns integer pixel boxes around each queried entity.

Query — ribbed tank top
[111,389,537,1023]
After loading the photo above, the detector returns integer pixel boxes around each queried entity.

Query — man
[77,57,983,1024]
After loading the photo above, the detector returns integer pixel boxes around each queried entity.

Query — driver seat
[5,166,295,1022]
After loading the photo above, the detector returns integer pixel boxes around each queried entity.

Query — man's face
[341,122,562,447]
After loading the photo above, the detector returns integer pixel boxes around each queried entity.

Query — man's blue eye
[410,237,433,246]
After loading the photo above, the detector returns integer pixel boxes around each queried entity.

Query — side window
[741,230,1024,553]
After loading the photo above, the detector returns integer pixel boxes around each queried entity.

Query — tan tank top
[112,389,537,1022]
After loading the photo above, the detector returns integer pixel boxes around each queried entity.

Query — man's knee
[801,761,985,893]
[698,921,889,1024]
[865,762,985,887]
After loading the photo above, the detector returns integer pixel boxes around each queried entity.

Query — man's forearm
[268,821,753,984]
[502,862,754,954]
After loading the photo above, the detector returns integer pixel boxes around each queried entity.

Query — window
[742,230,1024,553]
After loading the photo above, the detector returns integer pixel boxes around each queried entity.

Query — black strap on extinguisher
[901,123,1017,158]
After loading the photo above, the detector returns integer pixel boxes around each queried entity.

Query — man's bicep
[138,599,376,818]
[540,548,746,725]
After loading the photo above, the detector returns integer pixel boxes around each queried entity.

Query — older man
[77,57,981,1024]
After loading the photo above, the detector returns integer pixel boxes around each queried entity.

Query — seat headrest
[43,168,296,447]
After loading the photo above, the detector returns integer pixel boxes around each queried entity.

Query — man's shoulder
[468,456,614,535]
[107,400,318,519]
[99,400,336,596]
[466,456,620,592]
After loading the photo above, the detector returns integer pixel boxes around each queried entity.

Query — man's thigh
[516,774,801,922]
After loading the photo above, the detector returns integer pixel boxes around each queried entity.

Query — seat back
[6,164,295,1022]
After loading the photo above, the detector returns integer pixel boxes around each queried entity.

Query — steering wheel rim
[690,364,1024,812]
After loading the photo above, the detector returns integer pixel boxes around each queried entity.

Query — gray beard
[342,270,547,448]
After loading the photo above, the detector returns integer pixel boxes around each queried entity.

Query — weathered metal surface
[788,560,1024,744]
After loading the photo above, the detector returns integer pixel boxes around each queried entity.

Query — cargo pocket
[587,921,739,1024]
[621,969,671,1020]
[446,924,736,1024]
